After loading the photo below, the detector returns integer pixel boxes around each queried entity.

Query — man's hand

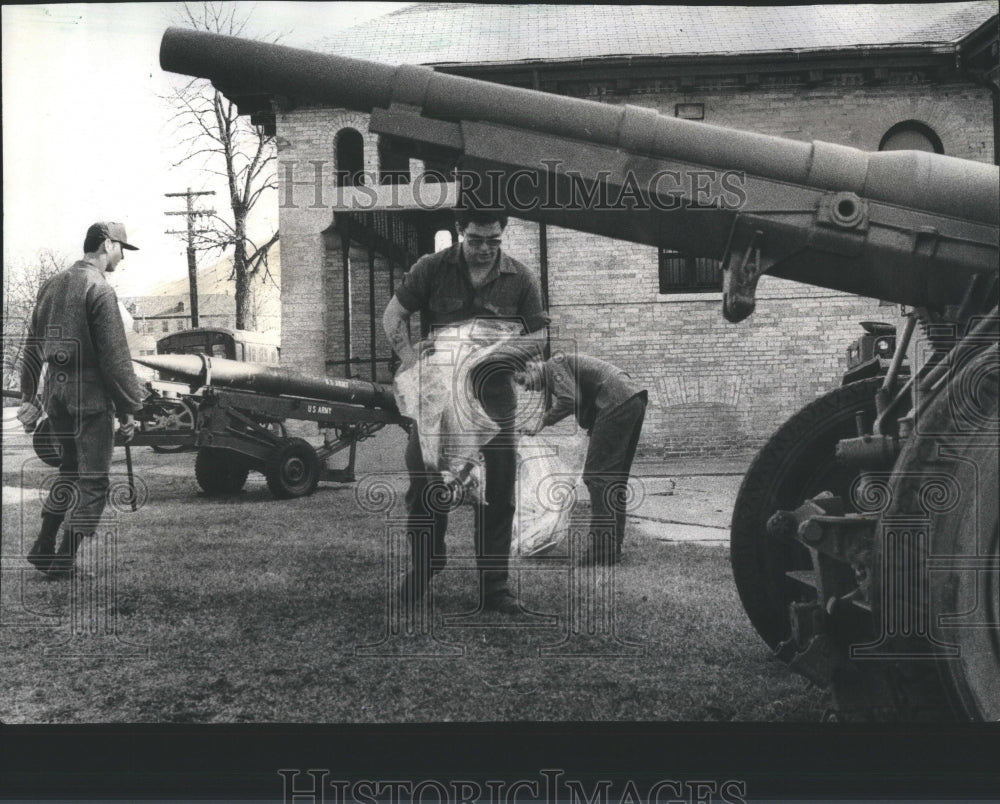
[117,413,137,443]
[16,399,43,433]
[518,422,543,437]
[398,340,435,374]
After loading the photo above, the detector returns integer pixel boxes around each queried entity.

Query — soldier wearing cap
[514,352,648,565]
[19,222,146,577]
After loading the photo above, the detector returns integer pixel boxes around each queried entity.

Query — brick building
[262,3,997,456]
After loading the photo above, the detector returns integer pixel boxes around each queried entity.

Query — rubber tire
[265,437,320,499]
[32,417,63,467]
[730,378,883,649]
[195,447,250,496]
[151,443,192,454]
[873,342,999,721]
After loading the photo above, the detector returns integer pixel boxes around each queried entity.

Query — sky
[1,2,411,297]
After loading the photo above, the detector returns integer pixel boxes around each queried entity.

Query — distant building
[125,249,281,339]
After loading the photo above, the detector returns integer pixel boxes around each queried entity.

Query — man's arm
[89,287,145,415]
[542,361,576,427]
[19,304,42,402]
[492,266,550,364]
[383,296,419,372]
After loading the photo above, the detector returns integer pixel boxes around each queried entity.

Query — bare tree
[2,250,67,396]
[164,2,280,330]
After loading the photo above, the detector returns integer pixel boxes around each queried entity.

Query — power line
[165,188,216,328]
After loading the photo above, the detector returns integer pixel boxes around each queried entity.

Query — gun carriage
[159,28,998,720]
[29,353,404,500]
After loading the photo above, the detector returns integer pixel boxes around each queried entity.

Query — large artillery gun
[160,28,999,720]
[132,353,404,500]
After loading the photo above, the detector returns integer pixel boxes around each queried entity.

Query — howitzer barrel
[134,354,398,412]
[160,28,998,321]
[160,27,998,225]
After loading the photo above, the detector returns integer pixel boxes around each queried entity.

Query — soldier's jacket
[542,352,646,432]
[21,261,144,415]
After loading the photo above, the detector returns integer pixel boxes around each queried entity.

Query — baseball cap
[87,221,139,250]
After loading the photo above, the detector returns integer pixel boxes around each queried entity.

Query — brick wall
[514,210,894,455]
[277,73,994,455]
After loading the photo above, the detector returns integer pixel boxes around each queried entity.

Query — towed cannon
[160,28,999,720]
[135,353,398,412]
[132,354,404,499]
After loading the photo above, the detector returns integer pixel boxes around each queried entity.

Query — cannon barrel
[135,353,398,413]
[160,27,999,322]
[159,27,997,224]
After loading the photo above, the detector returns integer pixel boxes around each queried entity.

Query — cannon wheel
[148,398,197,453]
[32,418,63,467]
[195,447,250,496]
[730,377,882,649]
[873,342,999,720]
[265,437,320,499]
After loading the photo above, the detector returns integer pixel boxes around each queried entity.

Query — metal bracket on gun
[721,228,765,323]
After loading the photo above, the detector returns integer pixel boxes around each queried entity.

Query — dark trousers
[583,392,647,548]
[403,420,517,598]
[41,395,115,538]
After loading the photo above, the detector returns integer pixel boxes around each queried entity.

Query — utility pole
[165,188,215,328]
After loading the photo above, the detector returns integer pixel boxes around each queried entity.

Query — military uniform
[22,241,144,576]
[539,352,647,562]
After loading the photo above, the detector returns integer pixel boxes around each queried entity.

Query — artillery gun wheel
[265,437,320,499]
[147,397,197,453]
[32,418,63,467]
[872,342,999,720]
[195,447,250,496]
[730,377,882,649]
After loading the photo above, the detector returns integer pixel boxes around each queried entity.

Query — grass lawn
[1,453,827,723]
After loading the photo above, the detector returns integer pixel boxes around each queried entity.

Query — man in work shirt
[383,208,550,613]
[514,352,648,565]
[20,222,146,578]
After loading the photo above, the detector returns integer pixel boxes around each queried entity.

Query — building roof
[317,3,998,66]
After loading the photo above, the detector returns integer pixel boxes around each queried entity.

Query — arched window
[378,136,410,185]
[335,128,366,187]
[879,121,943,154]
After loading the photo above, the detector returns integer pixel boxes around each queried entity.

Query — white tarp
[512,428,588,556]
[393,320,521,488]
[392,321,587,555]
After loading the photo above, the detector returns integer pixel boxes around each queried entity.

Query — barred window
[658,249,722,293]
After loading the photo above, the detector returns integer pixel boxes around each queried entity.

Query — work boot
[483,588,520,615]
[26,513,62,574]
[46,530,84,578]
